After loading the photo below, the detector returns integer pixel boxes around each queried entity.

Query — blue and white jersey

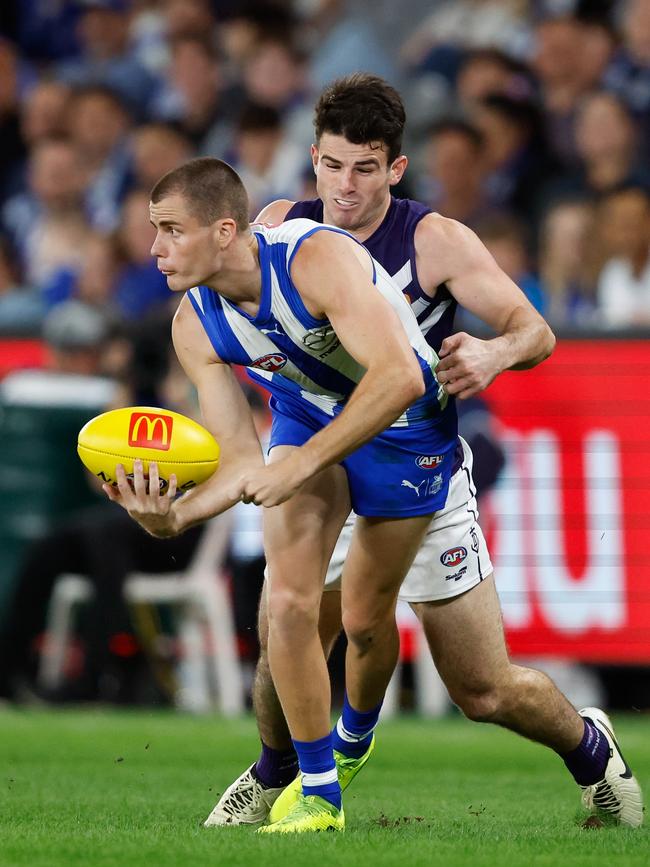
[286,197,456,354]
[187,219,447,431]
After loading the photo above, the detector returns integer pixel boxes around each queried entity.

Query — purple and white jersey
[285,197,456,354]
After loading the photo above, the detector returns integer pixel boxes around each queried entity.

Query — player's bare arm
[241,231,425,507]
[105,294,265,536]
[415,214,556,399]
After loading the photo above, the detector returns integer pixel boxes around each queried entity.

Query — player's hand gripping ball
[77,407,219,494]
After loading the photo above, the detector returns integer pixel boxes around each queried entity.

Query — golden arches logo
[128,412,173,451]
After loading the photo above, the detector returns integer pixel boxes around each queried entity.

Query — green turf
[0,709,647,867]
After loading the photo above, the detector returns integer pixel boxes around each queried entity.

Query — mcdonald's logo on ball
[128,411,174,451]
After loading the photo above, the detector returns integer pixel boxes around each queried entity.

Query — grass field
[0,708,648,867]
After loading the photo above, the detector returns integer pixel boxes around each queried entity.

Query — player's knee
[342,609,394,655]
[451,686,505,723]
[267,586,320,634]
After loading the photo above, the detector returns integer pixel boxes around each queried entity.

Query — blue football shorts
[268,396,460,518]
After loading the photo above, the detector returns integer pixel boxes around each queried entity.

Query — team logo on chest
[302,325,340,356]
[250,352,288,372]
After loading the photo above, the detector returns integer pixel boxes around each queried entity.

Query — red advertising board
[484,340,650,662]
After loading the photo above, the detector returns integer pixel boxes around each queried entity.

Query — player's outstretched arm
[240,231,425,507]
[416,215,556,399]
[105,295,265,537]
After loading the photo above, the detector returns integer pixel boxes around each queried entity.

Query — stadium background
[0,0,649,715]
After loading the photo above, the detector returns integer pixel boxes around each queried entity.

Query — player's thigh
[263,445,351,601]
[342,513,432,621]
[412,573,511,697]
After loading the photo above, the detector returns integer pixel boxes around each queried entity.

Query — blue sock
[292,733,341,809]
[253,742,299,789]
[562,718,611,786]
[331,692,381,759]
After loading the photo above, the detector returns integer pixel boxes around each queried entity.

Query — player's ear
[215,218,237,248]
[389,155,408,186]
[311,143,319,174]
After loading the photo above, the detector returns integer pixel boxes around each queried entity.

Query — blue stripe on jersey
[261,327,357,397]
[188,285,250,365]
[262,235,324,330]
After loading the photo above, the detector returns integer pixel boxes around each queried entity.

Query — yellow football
[77,406,220,493]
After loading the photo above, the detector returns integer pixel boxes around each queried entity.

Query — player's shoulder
[414,211,481,262]
[254,216,329,247]
[253,198,295,226]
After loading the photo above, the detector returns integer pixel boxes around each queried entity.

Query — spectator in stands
[304,0,398,91]
[2,136,90,292]
[56,0,158,118]
[152,34,241,155]
[455,48,536,108]
[573,12,617,95]
[240,33,313,150]
[112,188,173,320]
[531,14,594,167]
[66,85,134,232]
[42,231,122,312]
[470,93,556,223]
[129,123,193,192]
[19,79,71,147]
[162,0,218,43]
[401,0,531,78]
[538,196,599,327]
[417,119,490,227]
[603,0,650,150]
[595,183,650,328]
[226,102,307,219]
[0,39,27,205]
[0,235,43,335]
[571,91,648,196]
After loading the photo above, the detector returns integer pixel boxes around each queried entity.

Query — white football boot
[578,707,644,827]
[204,765,285,826]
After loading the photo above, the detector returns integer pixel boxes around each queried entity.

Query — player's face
[149,195,221,292]
[312,133,407,238]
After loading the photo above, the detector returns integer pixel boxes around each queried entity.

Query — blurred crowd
[1,0,649,708]
[0,0,648,343]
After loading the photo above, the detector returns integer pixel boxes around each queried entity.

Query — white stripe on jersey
[219,297,345,402]
[390,259,412,291]
[419,299,453,335]
[189,285,204,313]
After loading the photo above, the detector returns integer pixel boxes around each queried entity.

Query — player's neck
[323,196,392,243]
[205,233,263,314]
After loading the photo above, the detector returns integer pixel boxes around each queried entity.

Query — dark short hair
[314,73,406,164]
[150,157,250,230]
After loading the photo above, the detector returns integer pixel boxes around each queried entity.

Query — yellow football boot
[257,794,344,834]
[268,735,375,824]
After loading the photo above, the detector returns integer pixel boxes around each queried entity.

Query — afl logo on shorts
[250,353,288,372]
[416,454,444,470]
[440,547,467,568]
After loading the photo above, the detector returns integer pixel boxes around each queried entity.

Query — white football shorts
[324,436,493,602]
